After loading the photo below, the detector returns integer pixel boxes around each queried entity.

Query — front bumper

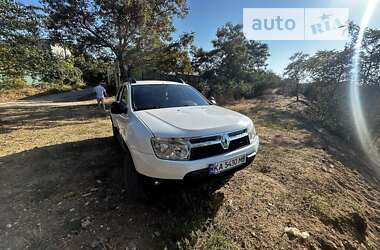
[131,135,259,180]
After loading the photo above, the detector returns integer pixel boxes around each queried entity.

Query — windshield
[131,84,210,111]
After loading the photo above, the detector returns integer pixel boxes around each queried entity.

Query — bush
[194,81,211,98]
[234,81,254,99]
[252,71,282,96]
[201,71,281,103]
[74,56,109,85]
[0,77,27,90]
[42,59,82,85]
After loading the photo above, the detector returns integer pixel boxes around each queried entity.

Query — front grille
[189,135,250,160]
[189,135,219,144]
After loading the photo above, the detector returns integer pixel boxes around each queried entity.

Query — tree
[343,22,380,85]
[246,40,269,71]
[284,52,309,101]
[146,33,194,75]
[305,50,350,84]
[192,23,269,97]
[42,0,189,81]
[0,0,48,79]
[0,0,42,43]
[0,0,83,87]
[211,23,269,80]
[212,23,249,82]
[360,28,380,85]
[191,47,218,80]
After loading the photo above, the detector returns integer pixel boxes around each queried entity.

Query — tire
[123,149,147,201]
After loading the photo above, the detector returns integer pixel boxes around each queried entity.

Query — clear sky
[173,0,380,75]
[23,0,380,75]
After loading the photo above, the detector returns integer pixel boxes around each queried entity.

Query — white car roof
[124,80,186,86]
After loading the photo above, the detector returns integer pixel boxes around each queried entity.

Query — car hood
[134,105,251,138]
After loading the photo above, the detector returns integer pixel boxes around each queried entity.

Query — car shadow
[0,136,229,249]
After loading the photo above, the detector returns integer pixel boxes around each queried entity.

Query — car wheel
[123,149,147,201]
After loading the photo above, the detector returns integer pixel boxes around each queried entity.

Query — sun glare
[349,0,380,175]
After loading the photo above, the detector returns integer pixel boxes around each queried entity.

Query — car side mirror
[111,102,120,114]
[111,102,127,114]
[209,96,217,105]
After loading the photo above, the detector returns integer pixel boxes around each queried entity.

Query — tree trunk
[119,65,127,82]
[119,62,128,82]
[117,53,129,82]
[296,82,299,102]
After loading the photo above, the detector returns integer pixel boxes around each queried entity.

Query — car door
[116,85,129,142]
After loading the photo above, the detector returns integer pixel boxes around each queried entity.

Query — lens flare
[349,0,380,174]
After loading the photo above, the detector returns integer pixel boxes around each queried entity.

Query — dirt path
[28,87,95,102]
[0,95,379,249]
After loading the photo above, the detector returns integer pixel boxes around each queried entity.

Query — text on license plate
[209,154,246,175]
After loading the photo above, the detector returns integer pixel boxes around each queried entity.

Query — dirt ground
[0,84,89,103]
[0,87,47,103]
[0,95,379,249]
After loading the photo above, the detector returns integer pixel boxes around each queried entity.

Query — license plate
[209,154,246,175]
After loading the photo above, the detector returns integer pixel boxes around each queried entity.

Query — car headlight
[151,137,190,160]
[248,122,256,142]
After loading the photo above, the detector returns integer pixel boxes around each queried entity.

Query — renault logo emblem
[221,134,230,149]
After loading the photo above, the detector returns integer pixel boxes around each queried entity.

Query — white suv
[110,80,259,197]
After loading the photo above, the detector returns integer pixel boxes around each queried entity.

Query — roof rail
[128,78,136,84]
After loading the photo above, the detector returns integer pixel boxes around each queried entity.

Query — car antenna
[179,78,186,84]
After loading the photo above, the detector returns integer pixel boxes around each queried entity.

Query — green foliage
[192,22,273,100]
[306,49,351,84]
[74,55,109,85]
[0,0,42,42]
[250,71,281,96]
[285,24,379,88]
[0,42,49,78]
[0,1,94,89]
[194,23,269,80]
[0,76,27,89]
[0,0,49,83]
[283,49,353,135]
[132,33,195,76]
[360,28,380,85]
[284,53,306,80]
[1,0,193,89]
[212,23,251,81]
[283,52,309,99]
[43,0,190,80]
[42,59,82,85]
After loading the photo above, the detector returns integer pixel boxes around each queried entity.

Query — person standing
[94,83,107,110]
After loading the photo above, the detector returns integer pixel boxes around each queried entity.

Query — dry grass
[0,87,47,103]
[0,84,86,103]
